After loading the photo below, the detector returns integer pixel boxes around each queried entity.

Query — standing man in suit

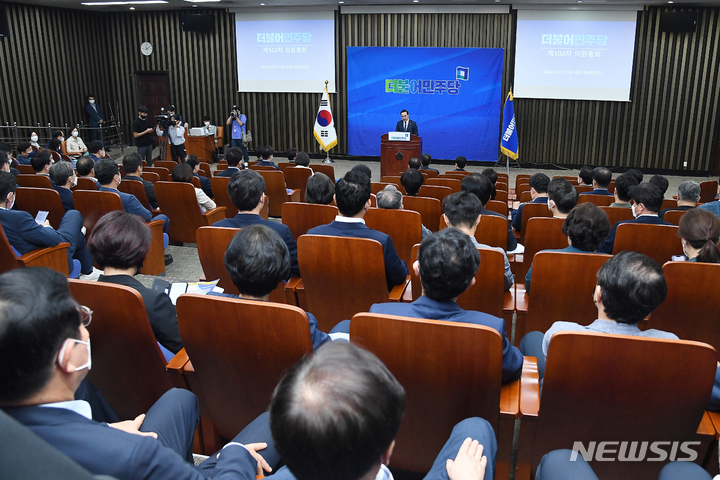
[215,147,245,178]
[395,109,419,136]
[0,267,280,480]
[370,227,523,383]
[84,94,104,143]
[49,160,77,211]
[308,170,408,291]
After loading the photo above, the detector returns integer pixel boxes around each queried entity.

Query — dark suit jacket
[215,167,242,178]
[579,188,613,196]
[0,208,62,255]
[598,215,674,254]
[215,214,300,277]
[307,220,408,291]
[370,296,523,383]
[419,165,439,174]
[53,186,75,211]
[85,103,104,127]
[99,186,152,221]
[99,274,183,354]
[194,173,213,199]
[395,119,419,136]
[4,405,256,480]
[480,206,517,252]
[255,160,280,171]
[511,196,548,233]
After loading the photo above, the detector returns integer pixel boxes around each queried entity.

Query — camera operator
[156,114,186,163]
[133,106,155,166]
[226,105,249,164]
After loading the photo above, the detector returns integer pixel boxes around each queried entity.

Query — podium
[380,134,422,178]
[186,135,215,163]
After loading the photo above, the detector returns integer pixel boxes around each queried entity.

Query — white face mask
[72,175,77,186]
[547,201,554,212]
[204,122,210,126]
[5,193,13,210]
[631,203,637,218]
[60,137,65,143]
[89,100,95,105]
[72,131,78,137]
[31,135,38,142]
[58,338,92,372]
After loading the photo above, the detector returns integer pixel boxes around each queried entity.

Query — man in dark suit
[308,170,408,291]
[461,173,518,252]
[49,160,76,211]
[0,171,95,277]
[598,182,673,254]
[215,169,300,277]
[419,153,439,174]
[255,146,280,170]
[369,228,523,383]
[658,180,699,220]
[579,166,614,196]
[395,108,419,136]
[87,140,106,164]
[185,155,213,199]
[31,151,56,186]
[215,147,245,178]
[76,156,99,185]
[511,172,549,233]
[123,152,159,209]
[0,267,279,480]
[84,94,104,143]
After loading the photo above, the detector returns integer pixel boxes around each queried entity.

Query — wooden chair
[293,235,406,332]
[496,181,509,192]
[16,174,52,189]
[426,177,461,193]
[249,164,277,171]
[0,226,69,275]
[599,206,634,226]
[15,187,66,229]
[607,179,615,194]
[515,252,610,346]
[438,173,466,181]
[517,203,553,244]
[661,198,678,211]
[552,175,578,185]
[365,208,422,269]
[403,195,441,232]
[519,191,532,203]
[118,178,156,212]
[154,182,226,244]
[515,174,531,190]
[418,185,452,204]
[577,194,614,207]
[174,295,314,449]
[209,177,238,219]
[518,332,717,480]
[700,180,718,203]
[50,151,61,162]
[68,280,188,420]
[213,164,228,174]
[494,189,509,204]
[74,177,98,191]
[380,176,403,189]
[155,160,178,171]
[141,171,161,184]
[486,199,509,216]
[371,182,392,195]
[277,162,292,173]
[144,166,170,180]
[649,261,720,353]
[310,164,335,180]
[516,183,531,202]
[612,223,682,266]
[283,167,312,201]
[198,162,212,178]
[517,217,567,281]
[281,202,338,240]
[16,164,35,174]
[255,170,300,218]
[575,185,593,194]
[350,313,522,478]
[663,209,688,226]
[497,173,509,184]
[420,169,439,178]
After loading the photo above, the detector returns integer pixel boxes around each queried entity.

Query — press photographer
[226,105,249,163]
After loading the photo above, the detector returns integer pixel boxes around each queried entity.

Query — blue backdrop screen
[347,47,504,162]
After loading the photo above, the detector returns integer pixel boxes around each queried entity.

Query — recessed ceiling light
[182,0,221,2]
[339,1,343,3]
[129,6,135,8]
[413,0,419,3]
[260,2,265,4]
[81,1,168,5]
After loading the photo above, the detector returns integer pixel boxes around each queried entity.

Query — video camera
[230,105,239,118]
[155,107,172,130]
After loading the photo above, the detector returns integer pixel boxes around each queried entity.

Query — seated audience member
[30,151,55,185]
[183,154,213,200]
[454,156,467,171]
[419,153,439,174]
[15,142,33,165]
[293,151,311,169]
[461,173,517,252]
[47,130,64,156]
[87,140,106,163]
[521,251,676,380]
[49,161,76,211]
[308,170,408,291]
[270,342,497,480]
[351,163,372,181]
[547,177,578,218]
[201,115,216,136]
[598,183,672,254]
[377,185,431,238]
[29,131,40,149]
[609,173,638,208]
[580,166,613,196]
[370,228,522,382]
[66,127,88,156]
[577,166,593,186]
[511,172,550,233]
[218,224,343,349]
[443,192,513,291]
[0,150,18,177]
[0,267,280,480]
[122,152,158,209]
[287,148,297,163]
[525,203,611,292]
[215,169,299,277]
[304,172,335,205]
[76,155,98,184]
[171,163,216,213]
[625,168,644,183]
[88,211,182,356]
[256,146,280,170]
[401,168,424,196]
[659,180,700,220]
[649,174,669,196]
[0,171,96,278]
[678,208,720,263]
[408,156,421,169]
[482,168,498,186]
[215,147,244,177]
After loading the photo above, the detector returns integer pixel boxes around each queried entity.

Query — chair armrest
[146,219,164,228]
[515,284,528,313]
[500,379,520,418]
[287,189,301,203]
[519,356,540,419]
[402,282,413,302]
[503,289,515,313]
[388,276,411,302]
[18,242,70,275]
[203,206,227,225]
[707,411,720,438]
[151,208,163,217]
[166,348,191,390]
[284,277,302,306]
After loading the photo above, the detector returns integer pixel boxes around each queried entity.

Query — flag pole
[322,80,333,164]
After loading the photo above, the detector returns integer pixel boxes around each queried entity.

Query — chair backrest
[522,217,568,278]
[485,199,508,216]
[310,163,335,179]
[298,235,390,332]
[72,190,123,235]
[281,202,338,240]
[421,169,439,178]
[575,185,593,194]
[209,176,238,219]
[15,187,65,229]
[440,214,507,251]
[553,175,579,185]
[144,166,170,179]
[283,167,312,200]
[494,189,508,204]
[364,208,422,268]
[214,164,228,174]
[277,162,292,172]
[380,175,403,188]
[515,174,531,189]
[74,177,98,191]
[577,194,614,207]
[534,332,716,480]
[371,182,392,195]
[68,279,175,420]
[154,181,213,243]
[649,261,720,353]
[118,178,153,211]
[417,185,452,204]
[16,164,35,174]
[155,160,177,171]
[16,174,52,189]
[524,252,610,335]
[0,227,23,273]
[519,203,553,243]
[250,164,277,171]
[519,191,532,203]
[176,295,314,438]
[403,195,441,232]
[699,180,718,203]
[140,171,161,184]
[350,313,503,473]
[599,206,634,225]
[612,223,682,265]
[660,198,677,211]
[256,170,290,217]
[196,226,240,295]
[426,177,461,193]
[198,162,212,178]
[663,209,688,226]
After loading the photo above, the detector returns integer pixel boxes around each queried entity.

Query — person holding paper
[395,109,418,136]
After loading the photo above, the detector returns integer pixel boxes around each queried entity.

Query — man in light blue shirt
[226,105,249,163]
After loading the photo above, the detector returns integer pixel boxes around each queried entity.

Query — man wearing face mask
[157,114,186,163]
[50,161,77,211]
[133,106,155,166]
[85,94,104,143]
[0,171,98,279]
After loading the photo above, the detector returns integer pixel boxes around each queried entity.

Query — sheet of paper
[35,211,49,224]
[168,283,187,305]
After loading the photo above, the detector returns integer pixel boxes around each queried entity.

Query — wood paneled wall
[1,3,719,172]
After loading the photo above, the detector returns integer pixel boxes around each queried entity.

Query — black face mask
[141,114,148,119]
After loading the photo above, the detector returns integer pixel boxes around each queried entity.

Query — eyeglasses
[77,305,93,327]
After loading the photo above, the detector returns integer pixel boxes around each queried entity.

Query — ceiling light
[339,1,344,3]
[129,5,135,8]
[81,1,168,5]
[182,0,221,2]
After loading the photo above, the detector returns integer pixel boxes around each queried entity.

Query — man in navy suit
[256,146,280,170]
[369,228,523,383]
[419,153,439,174]
[598,182,673,254]
[511,172,549,233]
[31,151,55,186]
[579,166,614,196]
[395,108,419,136]
[84,94,104,143]
[185,155,213,199]
[122,152,159,210]
[215,169,300,277]
[0,172,94,276]
[308,170,408,291]
[49,160,76,211]
[0,267,279,480]
[215,147,245,178]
